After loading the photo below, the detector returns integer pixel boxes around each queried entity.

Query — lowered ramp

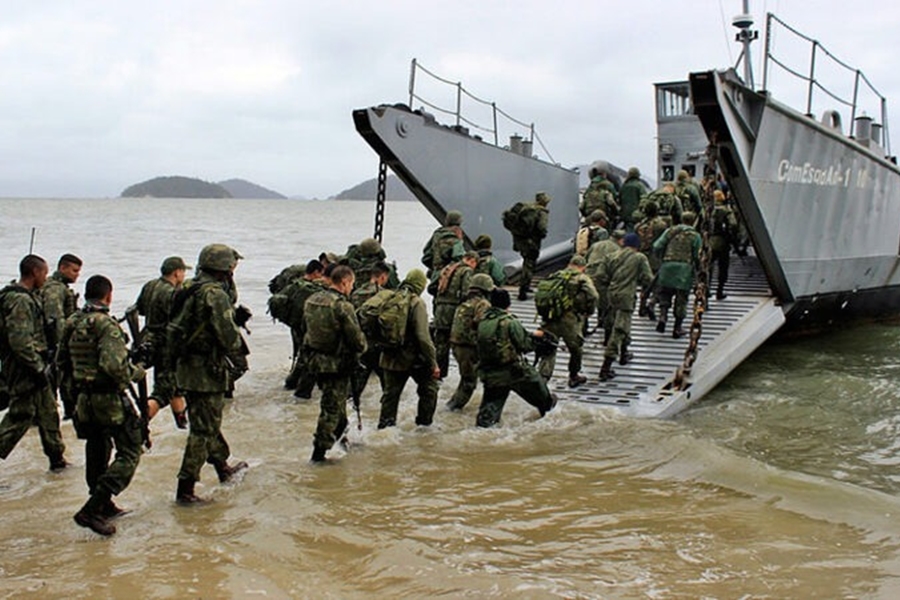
[508,256,785,418]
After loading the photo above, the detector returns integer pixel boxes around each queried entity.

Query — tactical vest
[663,226,698,263]
[67,308,114,388]
[303,290,343,354]
[435,264,469,307]
[450,296,489,346]
[477,312,518,366]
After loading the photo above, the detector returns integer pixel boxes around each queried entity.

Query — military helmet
[589,209,607,223]
[677,169,690,181]
[643,200,659,217]
[474,234,492,249]
[627,166,641,179]
[468,273,495,294]
[358,237,382,255]
[682,211,697,225]
[402,268,428,296]
[535,192,551,206]
[198,243,241,272]
[445,210,463,226]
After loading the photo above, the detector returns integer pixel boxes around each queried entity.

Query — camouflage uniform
[586,235,624,341]
[350,280,385,401]
[40,270,78,418]
[430,260,474,378]
[653,223,702,335]
[135,276,178,405]
[580,175,619,225]
[475,250,507,286]
[537,264,599,386]
[619,169,647,232]
[476,306,554,427]
[168,270,248,489]
[279,277,326,397]
[601,246,653,364]
[304,287,366,458]
[446,277,493,410]
[58,300,145,525]
[421,212,465,277]
[675,171,704,227]
[346,239,401,290]
[378,274,439,429]
[0,284,66,467]
[511,194,550,300]
[642,187,683,227]
[710,197,739,299]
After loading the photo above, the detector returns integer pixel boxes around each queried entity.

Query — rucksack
[534,270,576,320]
[357,289,411,348]
[502,202,539,237]
[450,297,488,346]
[268,264,305,294]
[267,278,320,329]
[303,290,341,353]
[477,312,518,365]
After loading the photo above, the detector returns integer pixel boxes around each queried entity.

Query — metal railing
[762,13,891,156]
[407,58,557,164]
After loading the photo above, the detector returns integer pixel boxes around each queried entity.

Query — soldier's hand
[170,395,188,429]
[431,366,441,380]
[147,398,161,420]
[131,365,147,382]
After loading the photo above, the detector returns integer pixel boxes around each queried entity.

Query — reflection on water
[1,198,900,598]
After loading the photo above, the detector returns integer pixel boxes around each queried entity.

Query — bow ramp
[509,257,784,418]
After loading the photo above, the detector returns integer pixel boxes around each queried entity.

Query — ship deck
[506,255,785,418]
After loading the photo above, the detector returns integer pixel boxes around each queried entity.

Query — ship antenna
[733,0,759,89]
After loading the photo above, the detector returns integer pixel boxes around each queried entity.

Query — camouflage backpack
[268,264,305,294]
[534,270,577,320]
[450,297,489,346]
[268,278,321,330]
[303,290,341,354]
[357,289,411,349]
[502,202,540,237]
[422,228,462,270]
[476,311,518,366]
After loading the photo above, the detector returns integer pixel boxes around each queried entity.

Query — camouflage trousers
[80,409,142,497]
[178,391,231,482]
[378,366,439,429]
[433,327,452,379]
[0,385,65,462]
[446,344,479,410]
[151,365,177,406]
[477,363,553,427]
[604,308,633,359]
[657,287,689,322]
[520,254,538,295]
[313,373,350,452]
[351,348,383,401]
[539,313,585,379]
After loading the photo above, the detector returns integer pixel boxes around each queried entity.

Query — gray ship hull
[353,104,580,268]
[691,69,900,327]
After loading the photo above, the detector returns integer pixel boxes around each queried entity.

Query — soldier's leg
[97,416,142,496]
[656,287,674,332]
[433,328,451,379]
[0,391,39,460]
[562,317,585,381]
[476,384,511,427]
[285,329,303,389]
[178,391,224,482]
[509,364,554,416]
[378,369,408,429]
[447,345,478,410]
[34,386,65,463]
[85,433,113,494]
[412,365,439,426]
[672,289,689,338]
[537,320,561,381]
[313,374,349,453]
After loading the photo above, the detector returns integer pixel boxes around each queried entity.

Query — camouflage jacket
[603,248,654,311]
[135,277,177,364]
[421,226,465,272]
[379,293,437,372]
[0,284,50,396]
[585,238,623,284]
[475,250,507,286]
[303,288,366,374]
[58,302,144,426]
[476,307,535,385]
[350,281,383,310]
[654,225,702,291]
[168,273,247,393]
[40,271,78,347]
[432,263,473,330]
[512,203,549,255]
[619,177,647,224]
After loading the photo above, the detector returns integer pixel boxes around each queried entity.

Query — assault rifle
[532,330,559,366]
[123,305,152,449]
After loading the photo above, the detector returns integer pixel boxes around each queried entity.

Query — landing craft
[352,9,895,417]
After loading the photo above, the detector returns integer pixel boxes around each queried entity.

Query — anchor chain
[373,158,388,243]
[673,142,719,390]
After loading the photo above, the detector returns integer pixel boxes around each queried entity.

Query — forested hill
[121,176,231,198]
[332,175,416,201]
[218,178,286,199]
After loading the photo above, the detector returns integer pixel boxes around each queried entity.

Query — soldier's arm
[208,288,243,355]
[638,254,654,287]
[411,299,437,368]
[340,301,367,356]
[5,294,45,373]
[97,318,143,386]
[509,317,536,354]
[490,260,507,285]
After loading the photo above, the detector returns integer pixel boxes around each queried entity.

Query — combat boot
[716,283,727,300]
[655,307,668,333]
[672,318,686,339]
[567,373,587,388]
[213,460,249,483]
[619,343,634,366]
[74,491,116,536]
[49,454,70,473]
[539,393,559,417]
[176,478,208,505]
[599,357,617,382]
[310,446,327,463]
[101,499,129,519]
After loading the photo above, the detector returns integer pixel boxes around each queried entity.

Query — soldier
[345,237,400,290]
[581,168,619,225]
[575,209,609,256]
[281,260,326,396]
[586,229,625,343]
[304,265,367,462]
[510,192,550,301]
[135,256,191,426]
[167,244,249,504]
[421,211,465,277]
[676,169,704,227]
[58,275,146,536]
[40,253,82,419]
[643,183,683,227]
[598,234,654,381]
[473,234,507,286]
[0,255,68,471]
[635,201,669,320]
[445,273,495,411]
[653,212,702,338]
[537,255,599,388]
[377,269,440,429]
[619,167,647,232]
[710,190,739,300]
[350,261,390,403]
[476,288,556,428]
[430,250,478,378]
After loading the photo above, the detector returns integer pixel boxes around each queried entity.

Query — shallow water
[1,198,900,599]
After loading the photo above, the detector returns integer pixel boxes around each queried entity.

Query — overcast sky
[2,0,898,198]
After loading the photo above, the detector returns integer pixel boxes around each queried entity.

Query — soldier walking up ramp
[508,256,784,418]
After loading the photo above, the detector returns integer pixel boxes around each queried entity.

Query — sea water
[1,197,899,598]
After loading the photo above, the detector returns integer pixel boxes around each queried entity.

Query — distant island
[121,176,231,199]
[332,174,416,201]
[218,178,287,199]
